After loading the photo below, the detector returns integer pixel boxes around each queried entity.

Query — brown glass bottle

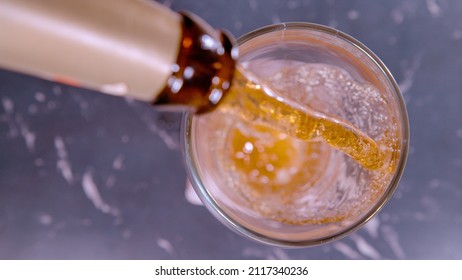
[154,12,237,113]
[0,0,237,113]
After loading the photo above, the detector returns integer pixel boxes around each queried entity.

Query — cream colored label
[0,0,181,102]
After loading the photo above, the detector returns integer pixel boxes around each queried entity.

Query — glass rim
[182,22,410,247]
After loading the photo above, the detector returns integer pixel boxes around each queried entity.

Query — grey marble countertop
[1,0,461,259]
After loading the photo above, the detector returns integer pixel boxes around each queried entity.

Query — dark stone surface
[1,0,461,259]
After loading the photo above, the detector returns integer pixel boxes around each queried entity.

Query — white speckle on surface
[249,0,257,11]
[456,129,462,138]
[34,158,44,167]
[452,30,462,41]
[16,114,36,152]
[2,97,14,114]
[112,154,124,170]
[381,225,406,259]
[234,20,243,30]
[54,136,67,158]
[387,36,397,46]
[55,136,74,184]
[398,53,422,94]
[38,213,53,225]
[347,10,360,20]
[364,216,380,239]
[185,180,203,206]
[35,92,46,102]
[121,135,130,143]
[47,101,57,110]
[394,189,404,199]
[101,83,128,96]
[420,196,439,216]
[350,234,381,259]
[57,158,73,183]
[287,0,299,10]
[82,171,118,216]
[391,9,404,24]
[414,212,426,221]
[429,178,440,189]
[52,85,62,95]
[333,242,362,259]
[328,20,338,28]
[426,0,441,17]
[122,229,132,239]
[157,238,174,255]
[1,97,19,138]
[105,175,116,188]
[272,248,290,260]
[242,247,260,258]
[151,125,177,149]
[126,101,178,150]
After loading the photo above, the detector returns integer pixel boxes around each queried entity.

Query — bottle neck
[153,12,238,113]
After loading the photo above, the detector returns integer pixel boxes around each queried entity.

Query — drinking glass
[182,23,409,247]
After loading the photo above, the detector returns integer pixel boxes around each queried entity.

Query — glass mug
[182,23,409,247]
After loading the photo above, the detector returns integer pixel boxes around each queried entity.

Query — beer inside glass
[183,23,409,246]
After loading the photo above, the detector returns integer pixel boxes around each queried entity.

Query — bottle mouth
[182,22,409,247]
[153,12,238,113]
